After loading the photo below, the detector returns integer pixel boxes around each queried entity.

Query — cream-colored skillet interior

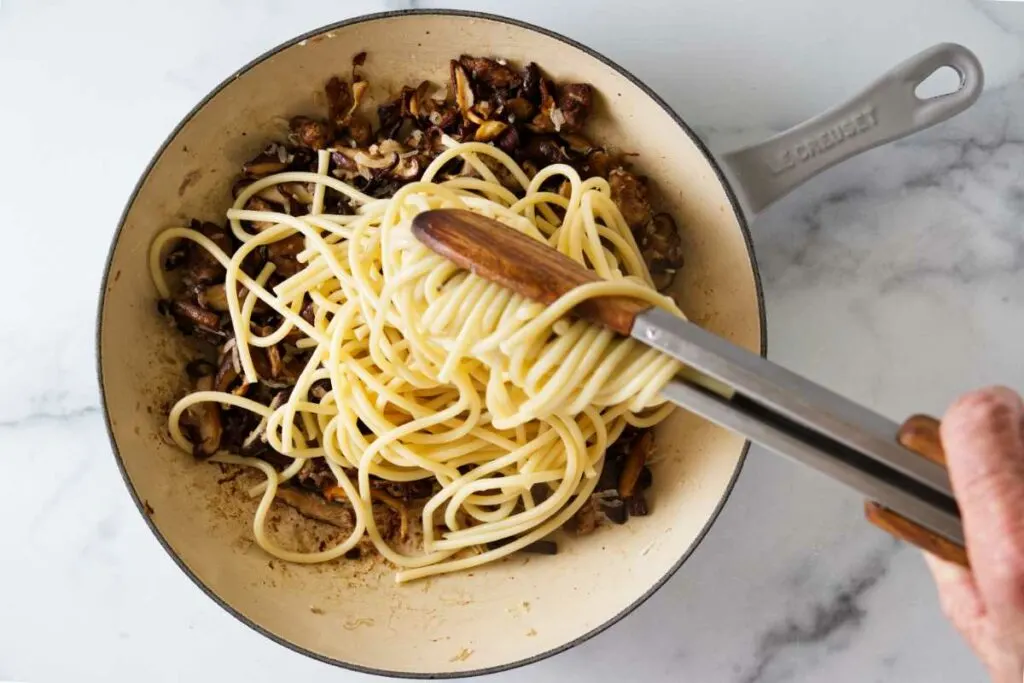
[99,12,762,677]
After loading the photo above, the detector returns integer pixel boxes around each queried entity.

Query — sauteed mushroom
[290,116,332,150]
[609,168,653,232]
[160,52,682,563]
[190,374,222,458]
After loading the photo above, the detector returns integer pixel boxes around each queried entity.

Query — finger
[942,387,1024,619]
[924,551,984,626]
[926,556,1024,683]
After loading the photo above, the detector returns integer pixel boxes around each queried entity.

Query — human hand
[926,386,1024,682]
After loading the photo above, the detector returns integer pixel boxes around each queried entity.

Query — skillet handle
[720,43,983,217]
[864,415,969,567]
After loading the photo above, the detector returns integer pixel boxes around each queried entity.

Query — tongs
[412,209,967,566]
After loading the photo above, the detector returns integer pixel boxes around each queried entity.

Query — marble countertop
[3,0,1024,680]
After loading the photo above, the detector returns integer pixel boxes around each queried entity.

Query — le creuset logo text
[769,105,878,174]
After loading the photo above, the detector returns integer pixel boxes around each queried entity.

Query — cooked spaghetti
[151,138,684,582]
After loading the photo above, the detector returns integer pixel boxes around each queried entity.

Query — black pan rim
[95,8,767,679]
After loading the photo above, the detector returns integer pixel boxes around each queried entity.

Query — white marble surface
[2,0,1024,680]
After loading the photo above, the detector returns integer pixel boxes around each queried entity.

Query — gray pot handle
[720,43,983,217]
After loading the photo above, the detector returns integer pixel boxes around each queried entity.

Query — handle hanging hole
[915,65,964,101]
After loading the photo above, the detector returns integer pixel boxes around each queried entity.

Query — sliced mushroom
[377,99,405,140]
[266,233,305,278]
[309,379,331,400]
[459,55,522,91]
[287,147,317,172]
[639,465,653,491]
[279,182,314,205]
[250,346,274,382]
[400,80,436,120]
[496,125,522,156]
[504,97,535,122]
[583,149,618,179]
[243,197,278,232]
[214,343,240,393]
[346,114,373,147]
[256,185,292,208]
[557,83,593,132]
[301,299,316,326]
[330,147,361,179]
[181,221,231,286]
[609,168,654,232]
[573,497,598,536]
[450,60,482,124]
[325,76,354,128]
[432,107,459,132]
[522,136,571,166]
[242,153,289,178]
[354,150,399,171]
[163,242,188,270]
[166,299,224,336]
[599,497,628,524]
[196,285,228,312]
[266,343,284,380]
[473,100,495,121]
[191,375,222,458]
[618,430,653,499]
[290,116,332,150]
[522,62,542,103]
[474,120,508,142]
[528,77,559,133]
[276,486,356,530]
[351,80,369,114]
[391,155,421,180]
[560,132,595,156]
[626,493,649,517]
[639,213,684,291]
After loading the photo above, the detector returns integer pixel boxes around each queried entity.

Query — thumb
[941,386,1024,622]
